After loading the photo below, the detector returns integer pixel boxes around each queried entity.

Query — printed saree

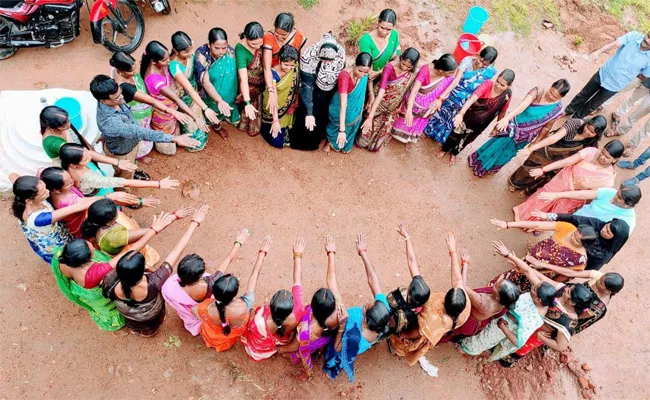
[323,306,363,382]
[97,212,160,268]
[289,305,333,376]
[170,54,208,151]
[197,46,240,125]
[261,67,299,148]
[241,304,294,361]
[326,75,368,153]
[237,45,264,137]
[574,283,607,334]
[196,298,250,351]
[130,73,154,158]
[145,69,180,155]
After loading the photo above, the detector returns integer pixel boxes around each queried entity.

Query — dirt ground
[1,0,649,399]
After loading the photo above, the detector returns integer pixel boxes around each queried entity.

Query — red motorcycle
[0,0,168,60]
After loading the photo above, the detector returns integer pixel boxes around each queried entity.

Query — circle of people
[8,9,649,380]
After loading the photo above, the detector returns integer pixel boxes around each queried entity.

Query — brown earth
[1,0,650,399]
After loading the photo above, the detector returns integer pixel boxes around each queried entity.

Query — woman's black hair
[59,239,92,267]
[11,176,40,221]
[208,27,228,44]
[498,69,516,85]
[274,12,295,32]
[212,274,240,335]
[311,288,336,329]
[603,272,624,296]
[109,51,136,73]
[619,184,642,207]
[171,31,193,57]
[59,143,85,170]
[240,21,264,40]
[551,79,571,97]
[432,54,458,72]
[378,8,397,24]
[408,275,430,307]
[585,115,607,136]
[443,287,467,330]
[400,47,420,70]
[116,251,146,299]
[479,46,498,64]
[40,106,69,135]
[41,167,65,193]
[89,74,120,101]
[355,52,373,67]
[577,224,599,247]
[570,284,593,315]
[278,45,299,63]
[497,280,521,308]
[81,198,118,239]
[177,254,206,286]
[270,289,294,336]
[536,282,558,307]
[365,300,391,333]
[607,218,630,256]
[603,139,624,159]
[140,40,168,78]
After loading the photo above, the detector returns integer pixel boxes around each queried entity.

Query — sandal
[605,113,622,137]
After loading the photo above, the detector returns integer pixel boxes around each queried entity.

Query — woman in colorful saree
[9,174,128,264]
[508,116,607,196]
[103,207,206,337]
[262,13,306,116]
[324,52,373,153]
[40,106,137,172]
[513,140,624,222]
[359,9,401,83]
[469,79,570,177]
[162,229,248,336]
[141,41,209,155]
[60,143,179,197]
[488,218,596,292]
[194,235,271,352]
[194,28,240,137]
[235,22,265,137]
[388,231,470,372]
[391,54,458,144]
[290,33,345,151]
[260,45,299,148]
[358,48,419,151]
[425,46,499,145]
[241,237,306,361]
[169,31,221,152]
[280,235,345,378]
[322,233,392,382]
[437,69,514,165]
[40,167,157,238]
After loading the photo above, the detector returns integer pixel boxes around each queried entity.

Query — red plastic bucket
[453,33,484,63]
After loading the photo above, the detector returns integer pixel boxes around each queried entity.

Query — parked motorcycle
[0,0,170,60]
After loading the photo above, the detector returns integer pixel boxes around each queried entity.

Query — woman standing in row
[260,46,300,149]
[324,53,372,153]
[509,116,607,196]
[469,79,570,177]
[235,22,265,137]
[437,69,514,164]
[425,47,499,145]
[290,33,346,151]
[358,48,419,151]
[359,9,401,83]
[195,28,240,135]
[391,54,458,144]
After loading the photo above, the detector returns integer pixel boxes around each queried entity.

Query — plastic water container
[453,33,484,63]
[462,6,489,35]
[54,97,83,130]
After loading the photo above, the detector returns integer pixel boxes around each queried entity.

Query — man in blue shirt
[565,31,650,119]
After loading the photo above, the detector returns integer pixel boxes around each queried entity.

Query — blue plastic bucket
[54,97,83,131]
[462,6,489,35]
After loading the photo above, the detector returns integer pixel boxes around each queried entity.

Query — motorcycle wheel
[0,16,18,60]
[160,0,171,15]
[93,0,144,54]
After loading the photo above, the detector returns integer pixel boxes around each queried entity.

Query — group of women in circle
[8,6,642,383]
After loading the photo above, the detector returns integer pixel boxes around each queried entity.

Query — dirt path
[1,1,649,399]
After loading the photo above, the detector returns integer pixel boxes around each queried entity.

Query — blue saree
[326,75,368,153]
[323,306,363,382]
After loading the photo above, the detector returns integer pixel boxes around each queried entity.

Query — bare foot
[508,184,517,193]
[518,190,528,199]
[218,127,229,140]
[322,142,331,155]
[436,150,446,160]
[623,148,633,157]
[449,155,457,166]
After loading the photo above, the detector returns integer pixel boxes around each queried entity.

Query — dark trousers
[565,71,617,118]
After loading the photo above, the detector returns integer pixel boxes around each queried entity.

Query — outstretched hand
[490,218,508,231]
[491,240,511,257]
[355,232,367,254]
[236,229,250,245]
[293,236,306,254]
[325,234,336,254]
[191,204,209,224]
[445,230,457,253]
[396,222,409,238]
[259,235,272,252]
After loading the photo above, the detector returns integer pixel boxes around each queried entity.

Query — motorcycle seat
[0,0,23,9]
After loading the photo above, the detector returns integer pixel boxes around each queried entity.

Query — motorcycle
[0,0,170,60]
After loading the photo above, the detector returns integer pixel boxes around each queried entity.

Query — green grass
[574,35,585,47]
[345,14,378,45]
[588,0,650,31]
[490,0,561,36]
[297,0,319,10]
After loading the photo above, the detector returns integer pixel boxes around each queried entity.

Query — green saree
[201,47,240,125]
[170,54,208,152]
[359,30,401,71]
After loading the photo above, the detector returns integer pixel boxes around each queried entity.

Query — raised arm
[490,218,559,232]
[325,234,340,294]
[108,211,177,267]
[163,205,208,267]
[529,261,592,279]
[396,222,421,278]
[529,151,583,178]
[538,189,598,202]
[492,241,557,288]
[215,229,249,273]
[590,39,621,60]
[356,232,382,296]
[246,235,272,293]
[445,231,464,288]
[292,236,305,286]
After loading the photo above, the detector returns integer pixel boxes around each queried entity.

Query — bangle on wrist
[293,252,303,259]
[191,219,201,227]
[358,250,366,256]
[505,222,509,229]
[327,250,336,255]
[259,250,267,256]
[149,226,159,235]
[138,197,143,206]
[116,159,120,168]
[157,181,161,188]
[404,236,410,242]
[172,211,180,220]
[245,100,251,105]
[234,241,242,247]
[202,106,208,112]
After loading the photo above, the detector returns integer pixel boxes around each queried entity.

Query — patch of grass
[491,0,561,36]
[163,334,182,349]
[297,0,319,10]
[345,14,377,45]
[574,35,584,47]
[588,0,650,31]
